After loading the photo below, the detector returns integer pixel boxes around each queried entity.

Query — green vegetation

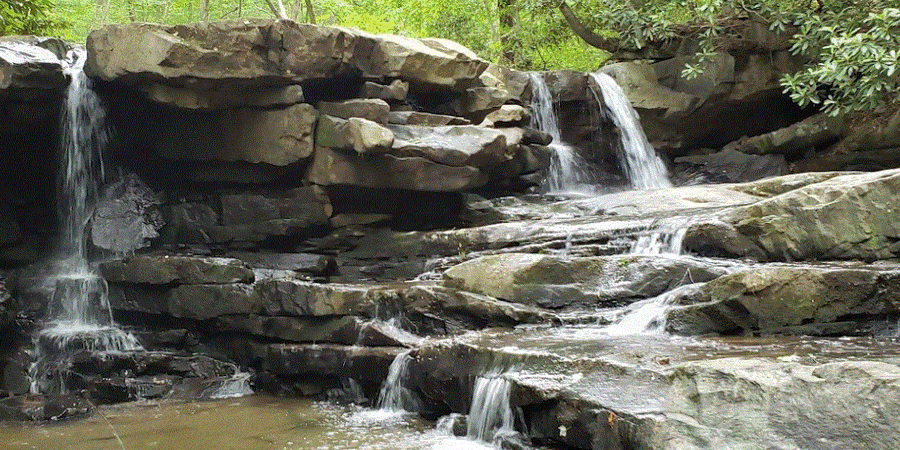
[1,0,897,116]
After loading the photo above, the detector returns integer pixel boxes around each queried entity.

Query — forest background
[1,0,898,116]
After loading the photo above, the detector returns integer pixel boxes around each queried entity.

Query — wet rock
[725,169,900,261]
[1,350,30,395]
[357,320,423,347]
[359,79,408,100]
[0,276,15,327]
[454,86,509,119]
[318,99,389,123]
[41,394,92,421]
[254,343,404,385]
[91,173,163,254]
[216,315,363,344]
[388,111,470,126]
[255,279,375,316]
[443,253,725,308]
[306,147,486,191]
[666,266,900,334]
[225,251,334,277]
[316,115,394,155]
[220,187,330,228]
[154,103,318,166]
[674,148,787,183]
[100,254,254,285]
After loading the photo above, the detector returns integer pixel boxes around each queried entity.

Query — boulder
[443,253,725,308]
[90,173,163,254]
[154,103,318,166]
[0,37,68,95]
[317,99,389,123]
[480,104,530,128]
[666,266,900,334]
[306,146,486,191]
[315,115,394,154]
[100,254,254,285]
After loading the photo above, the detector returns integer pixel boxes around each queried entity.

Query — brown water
[0,395,495,450]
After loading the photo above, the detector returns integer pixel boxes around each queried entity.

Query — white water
[603,283,704,336]
[630,227,688,255]
[466,376,516,444]
[376,351,421,413]
[31,50,140,393]
[590,72,671,190]
[529,73,594,193]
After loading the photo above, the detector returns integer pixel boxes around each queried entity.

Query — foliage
[0,0,64,35]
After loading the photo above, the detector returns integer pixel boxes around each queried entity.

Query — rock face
[667,266,900,334]
[690,169,900,261]
[443,253,725,308]
[0,36,67,94]
[86,20,487,92]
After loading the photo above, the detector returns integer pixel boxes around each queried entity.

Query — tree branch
[264,0,288,19]
[558,1,620,53]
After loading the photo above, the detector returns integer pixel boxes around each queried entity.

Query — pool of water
[0,396,496,450]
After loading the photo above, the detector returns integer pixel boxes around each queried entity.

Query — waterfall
[589,72,671,190]
[466,376,516,444]
[528,73,593,192]
[30,50,140,394]
[630,227,688,255]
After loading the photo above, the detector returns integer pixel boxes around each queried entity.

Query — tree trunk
[305,0,316,24]
[200,0,209,21]
[498,0,519,65]
[264,0,289,19]
[558,1,620,53]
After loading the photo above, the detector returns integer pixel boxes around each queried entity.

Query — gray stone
[357,320,423,347]
[100,254,254,285]
[306,146,486,191]
[318,99,389,123]
[166,283,260,320]
[254,343,404,387]
[255,279,375,316]
[155,103,318,166]
[90,173,163,254]
[216,315,363,344]
[220,187,329,226]
[674,148,787,183]
[0,37,67,94]
[443,253,725,308]
[388,125,521,167]
[359,79,408,100]
[315,115,394,154]
[226,252,333,276]
[666,266,900,334]
[388,111,470,126]
[139,83,303,109]
[724,112,845,157]
[480,104,531,128]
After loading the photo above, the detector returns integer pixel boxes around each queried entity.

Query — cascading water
[589,72,671,190]
[466,376,517,445]
[30,50,140,394]
[528,73,593,193]
[376,351,421,413]
[602,283,703,335]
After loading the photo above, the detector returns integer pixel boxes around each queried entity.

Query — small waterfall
[376,351,421,412]
[589,72,671,190]
[529,73,593,192]
[466,376,516,444]
[30,50,140,394]
[631,227,688,255]
[603,283,703,336]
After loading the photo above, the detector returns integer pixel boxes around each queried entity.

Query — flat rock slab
[100,254,254,285]
[0,37,67,93]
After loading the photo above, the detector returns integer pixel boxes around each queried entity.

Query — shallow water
[0,395,498,450]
